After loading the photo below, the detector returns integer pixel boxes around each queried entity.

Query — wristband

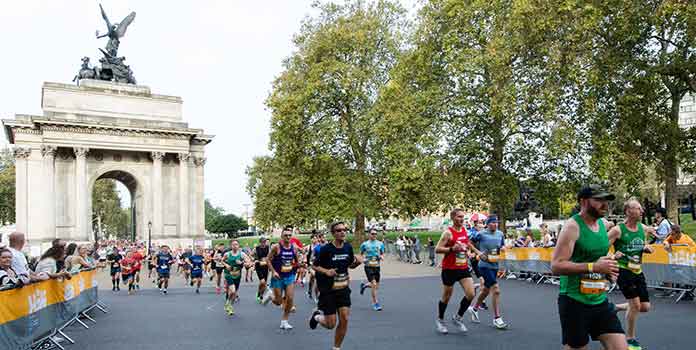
[587,263,594,273]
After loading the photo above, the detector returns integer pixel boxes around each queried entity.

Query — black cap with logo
[577,185,616,201]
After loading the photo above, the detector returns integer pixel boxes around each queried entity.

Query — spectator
[524,228,534,247]
[395,236,405,261]
[52,239,67,271]
[35,245,71,280]
[504,234,515,249]
[427,237,436,267]
[541,224,553,247]
[652,207,672,243]
[7,232,31,284]
[0,248,22,289]
[66,244,95,274]
[413,236,422,264]
[663,224,696,251]
[514,234,527,248]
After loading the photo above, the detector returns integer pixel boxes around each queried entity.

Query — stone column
[13,147,31,236]
[73,147,89,241]
[178,153,190,238]
[41,145,57,241]
[193,157,206,236]
[151,152,164,239]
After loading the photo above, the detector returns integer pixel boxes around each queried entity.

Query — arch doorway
[89,170,140,241]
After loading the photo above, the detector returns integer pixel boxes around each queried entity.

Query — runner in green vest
[551,185,626,350]
[222,240,252,315]
[608,199,656,350]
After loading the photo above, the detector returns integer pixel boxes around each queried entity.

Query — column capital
[41,145,58,158]
[177,152,191,162]
[193,157,207,167]
[13,147,31,159]
[151,151,165,161]
[73,147,89,158]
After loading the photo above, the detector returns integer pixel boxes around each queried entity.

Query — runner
[307,232,324,302]
[609,199,655,350]
[243,246,255,283]
[469,215,508,329]
[181,247,193,286]
[290,233,306,288]
[107,247,122,292]
[188,247,206,294]
[434,208,484,334]
[131,247,145,290]
[359,228,385,311]
[211,243,226,295]
[551,185,625,350]
[308,221,363,350]
[263,226,300,330]
[222,240,252,315]
[154,245,175,295]
[120,250,137,295]
[147,248,157,283]
[253,237,271,303]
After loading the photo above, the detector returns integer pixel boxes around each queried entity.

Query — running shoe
[452,315,468,333]
[627,338,642,350]
[493,317,508,330]
[468,307,480,323]
[135,284,140,290]
[116,286,120,291]
[280,320,293,330]
[435,319,448,334]
[360,282,367,295]
[256,296,262,304]
[163,289,167,295]
[309,310,321,330]
[480,302,488,310]
[262,290,272,305]
[373,303,382,311]
[228,304,235,315]
[195,288,200,294]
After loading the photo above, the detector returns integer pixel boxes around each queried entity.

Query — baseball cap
[577,185,615,201]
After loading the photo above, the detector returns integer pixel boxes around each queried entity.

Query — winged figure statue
[96,4,136,58]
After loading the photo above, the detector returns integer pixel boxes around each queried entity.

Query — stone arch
[87,165,151,241]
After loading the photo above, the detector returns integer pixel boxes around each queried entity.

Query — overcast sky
[0,0,418,218]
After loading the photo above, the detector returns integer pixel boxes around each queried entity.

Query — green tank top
[614,223,645,274]
[224,251,243,279]
[559,214,610,305]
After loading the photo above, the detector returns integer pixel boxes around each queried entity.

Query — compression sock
[457,296,472,317]
[438,301,447,320]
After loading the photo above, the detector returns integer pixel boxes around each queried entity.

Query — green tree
[0,148,15,225]
[208,214,249,237]
[204,199,225,232]
[261,0,409,241]
[92,179,131,240]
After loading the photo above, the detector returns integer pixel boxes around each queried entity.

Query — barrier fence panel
[0,269,99,350]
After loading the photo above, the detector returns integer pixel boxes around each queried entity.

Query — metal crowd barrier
[0,268,107,350]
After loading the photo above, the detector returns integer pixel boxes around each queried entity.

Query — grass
[678,214,696,240]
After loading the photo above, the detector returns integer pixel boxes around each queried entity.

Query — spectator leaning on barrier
[35,245,72,280]
[52,238,67,271]
[66,244,95,274]
[7,232,31,284]
[652,208,672,244]
[663,224,696,250]
[0,248,22,289]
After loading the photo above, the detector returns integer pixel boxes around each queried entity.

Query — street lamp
[147,221,152,256]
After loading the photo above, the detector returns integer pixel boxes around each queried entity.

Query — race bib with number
[455,251,468,266]
[487,248,499,263]
[367,256,379,267]
[258,260,267,266]
[332,273,349,290]
[627,256,641,273]
[230,268,241,277]
[580,273,608,295]
[281,262,293,273]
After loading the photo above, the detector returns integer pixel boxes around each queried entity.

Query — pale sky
[0,0,418,218]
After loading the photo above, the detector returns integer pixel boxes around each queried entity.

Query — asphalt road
[64,276,695,350]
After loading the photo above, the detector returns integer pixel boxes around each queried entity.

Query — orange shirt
[666,234,696,247]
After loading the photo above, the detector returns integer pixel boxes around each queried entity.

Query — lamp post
[148,221,152,256]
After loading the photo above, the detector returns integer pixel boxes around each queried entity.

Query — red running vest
[441,226,470,270]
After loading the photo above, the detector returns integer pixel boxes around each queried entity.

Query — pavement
[67,259,695,350]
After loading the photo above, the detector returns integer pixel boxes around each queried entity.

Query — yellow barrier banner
[500,246,696,267]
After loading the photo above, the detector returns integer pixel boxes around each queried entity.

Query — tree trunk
[664,93,682,221]
[354,211,366,243]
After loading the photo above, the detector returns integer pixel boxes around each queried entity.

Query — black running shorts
[617,269,650,303]
[364,266,380,283]
[256,266,269,281]
[318,287,351,316]
[441,269,472,286]
[558,295,624,348]
[110,267,120,276]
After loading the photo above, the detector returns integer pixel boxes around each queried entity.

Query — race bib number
[193,266,201,271]
[258,260,267,266]
[230,268,241,277]
[332,273,349,290]
[455,251,468,266]
[627,256,641,273]
[112,262,119,268]
[160,265,168,270]
[580,274,608,295]
[488,249,499,263]
[281,262,293,273]
[367,257,379,267]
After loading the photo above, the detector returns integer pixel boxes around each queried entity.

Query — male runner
[253,237,271,303]
[147,248,157,283]
[308,232,326,302]
[188,247,206,294]
[181,247,193,285]
[264,226,300,330]
[434,208,484,334]
[222,240,252,315]
[131,248,144,290]
[120,250,137,295]
[551,185,625,350]
[155,245,175,294]
[609,199,655,350]
[107,247,122,291]
[359,228,385,311]
[309,222,362,350]
[469,215,508,329]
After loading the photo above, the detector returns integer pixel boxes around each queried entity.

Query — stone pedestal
[2,80,213,244]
